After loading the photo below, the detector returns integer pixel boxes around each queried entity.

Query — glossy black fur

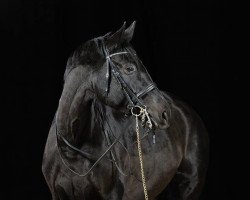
[42,22,209,200]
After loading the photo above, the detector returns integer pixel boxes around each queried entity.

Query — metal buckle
[131,105,144,117]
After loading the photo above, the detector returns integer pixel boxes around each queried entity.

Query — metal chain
[131,105,152,200]
[135,115,149,200]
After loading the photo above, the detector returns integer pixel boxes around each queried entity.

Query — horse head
[56,21,170,144]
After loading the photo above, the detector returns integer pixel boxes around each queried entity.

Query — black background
[1,0,238,199]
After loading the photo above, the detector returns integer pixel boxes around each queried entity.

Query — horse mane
[63,38,103,81]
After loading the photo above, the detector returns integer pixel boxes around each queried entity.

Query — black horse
[42,21,209,200]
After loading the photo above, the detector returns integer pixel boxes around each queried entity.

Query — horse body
[42,22,209,200]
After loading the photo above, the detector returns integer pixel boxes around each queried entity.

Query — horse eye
[125,66,135,73]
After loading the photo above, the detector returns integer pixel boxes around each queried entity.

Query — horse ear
[124,21,136,42]
[106,22,126,48]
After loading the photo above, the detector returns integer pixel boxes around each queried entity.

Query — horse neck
[104,105,133,143]
[80,99,106,146]
[77,100,132,151]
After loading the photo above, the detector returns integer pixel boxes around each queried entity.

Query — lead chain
[135,115,149,200]
[131,106,151,200]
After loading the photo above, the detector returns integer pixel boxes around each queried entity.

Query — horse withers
[42,21,209,200]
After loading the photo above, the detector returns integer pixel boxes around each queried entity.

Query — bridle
[56,37,159,181]
[101,38,157,108]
